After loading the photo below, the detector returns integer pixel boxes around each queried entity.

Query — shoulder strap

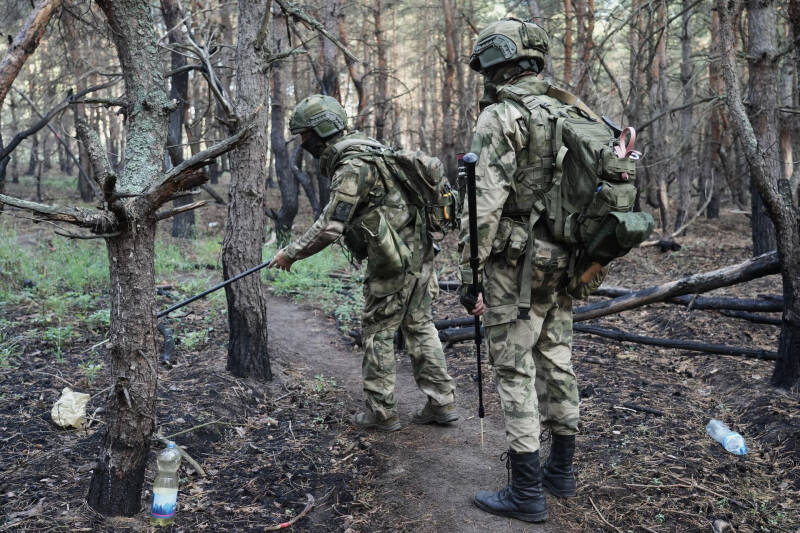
[546,85,601,121]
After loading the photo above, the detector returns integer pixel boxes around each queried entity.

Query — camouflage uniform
[459,75,580,454]
[285,132,456,421]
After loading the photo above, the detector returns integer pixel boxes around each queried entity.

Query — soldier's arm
[458,103,526,283]
[282,162,366,261]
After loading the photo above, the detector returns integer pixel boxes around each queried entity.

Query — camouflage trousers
[483,252,580,453]
[361,261,456,420]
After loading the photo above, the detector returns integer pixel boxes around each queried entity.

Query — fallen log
[435,324,779,359]
[719,310,782,326]
[591,286,783,312]
[574,251,779,321]
[572,324,779,359]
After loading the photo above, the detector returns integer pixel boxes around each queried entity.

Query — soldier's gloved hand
[459,284,485,316]
[567,264,608,300]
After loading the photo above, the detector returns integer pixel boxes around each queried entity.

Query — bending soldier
[460,19,604,523]
[270,95,457,431]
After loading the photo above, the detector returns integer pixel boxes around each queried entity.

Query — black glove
[458,284,480,313]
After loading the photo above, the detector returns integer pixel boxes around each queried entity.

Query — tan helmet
[469,18,549,74]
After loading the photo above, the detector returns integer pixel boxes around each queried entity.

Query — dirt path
[267,295,555,533]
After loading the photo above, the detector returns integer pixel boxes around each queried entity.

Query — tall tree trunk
[87,0,170,515]
[747,0,779,254]
[322,0,340,97]
[441,0,457,180]
[374,0,389,141]
[221,0,272,380]
[563,0,573,86]
[271,6,298,246]
[338,13,367,129]
[8,92,18,183]
[28,133,38,175]
[675,0,694,231]
[718,0,800,389]
[161,0,194,238]
[705,8,725,218]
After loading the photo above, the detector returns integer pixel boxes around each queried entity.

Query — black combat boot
[473,449,548,523]
[542,434,576,498]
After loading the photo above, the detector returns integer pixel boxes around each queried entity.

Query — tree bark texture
[0,0,63,110]
[563,0,573,86]
[322,0,340,98]
[746,0,779,254]
[441,0,457,180]
[221,0,272,380]
[675,0,694,231]
[162,0,194,239]
[717,0,800,388]
[87,0,171,515]
[374,0,389,141]
[271,8,298,247]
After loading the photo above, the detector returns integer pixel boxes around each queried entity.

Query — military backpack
[497,84,654,267]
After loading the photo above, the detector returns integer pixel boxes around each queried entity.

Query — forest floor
[1,175,799,532]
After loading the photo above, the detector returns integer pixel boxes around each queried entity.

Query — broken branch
[156,200,209,221]
[573,251,779,321]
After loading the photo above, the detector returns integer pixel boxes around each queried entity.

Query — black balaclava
[301,131,328,159]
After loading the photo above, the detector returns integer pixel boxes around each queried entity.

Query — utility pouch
[491,218,529,267]
[529,238,570,293]
[361,209,412,296]
[585,211,655,265]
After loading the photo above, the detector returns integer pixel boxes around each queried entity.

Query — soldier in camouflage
[459,19,590,523]
[269,95,457,432]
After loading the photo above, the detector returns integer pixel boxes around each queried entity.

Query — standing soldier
[269,95,457,431]
[459,19,606,522]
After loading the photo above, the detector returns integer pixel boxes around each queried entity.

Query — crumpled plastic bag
[51,387,90,429]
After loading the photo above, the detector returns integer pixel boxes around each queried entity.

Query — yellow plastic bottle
[150,441,181,526]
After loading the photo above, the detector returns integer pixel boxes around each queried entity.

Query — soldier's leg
[361,328,399,419]
[533,291,578,436]
[401,265,455,410]
[473,257,549,522]
[534,291,579,497]
[357,283,407,429]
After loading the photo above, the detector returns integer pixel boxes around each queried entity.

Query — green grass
[263,243,364,330]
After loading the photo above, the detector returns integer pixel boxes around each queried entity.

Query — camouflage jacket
[285,133,431,289]
[458,75,569,284]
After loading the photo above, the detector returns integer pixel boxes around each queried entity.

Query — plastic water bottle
[706,419,748,455]
[150,441,182,526]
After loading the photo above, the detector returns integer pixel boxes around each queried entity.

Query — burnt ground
[1,175,799,532]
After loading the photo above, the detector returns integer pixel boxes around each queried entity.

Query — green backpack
[498,84,655,266]
[326,138,460,242]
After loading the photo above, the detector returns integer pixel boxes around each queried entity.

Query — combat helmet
[469,18,549,74]
[289,95,347,139]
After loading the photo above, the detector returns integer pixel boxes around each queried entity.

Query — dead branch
[573,324,779,359]
[591,286,783,312]
[70,97,127,108]
[0,78,120,173]
[0,194,117,232]
[155,200,209,221]
[75,118,115,197]
[145,126,250,206]
[719,310,782,325]
[54,229,121,240]
[0,0,63,109]
[274,0,359,63]
[573,251,779,321]
[263,493,315,531]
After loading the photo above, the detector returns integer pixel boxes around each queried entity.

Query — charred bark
[221,0,272,380]
[162,0,194,239]
[87,0,172,516]
[271,7,298,247]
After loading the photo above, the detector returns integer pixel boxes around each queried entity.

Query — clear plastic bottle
[150,441,182,526]
[706,419,748,455]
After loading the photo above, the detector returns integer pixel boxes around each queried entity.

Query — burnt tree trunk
[271,6,298,247]
[718,0,800,389]
[161,0,194,238]
[87,0,170,515]
[675,0,694,231]
[221,0,271,380]
[441,0,457,179]
[374,0,389,140]
[746,0,779,254]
